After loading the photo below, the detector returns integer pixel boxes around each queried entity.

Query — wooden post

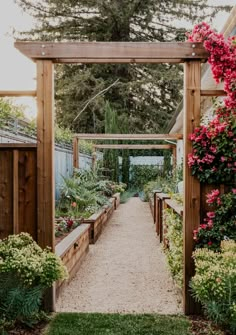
[13,150,19,234]
[172,146,177,172]
[37,60,55,311]
[73,137,79,169]
[92,146,96,171]
[183,61,201,315]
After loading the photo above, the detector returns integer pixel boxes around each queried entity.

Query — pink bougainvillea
[187,23,236,184]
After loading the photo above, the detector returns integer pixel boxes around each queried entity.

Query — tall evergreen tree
[103,101,119,182]
[16,0,231,133]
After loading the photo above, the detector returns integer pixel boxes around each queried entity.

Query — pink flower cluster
[187,23,236,183]
[187,22,236,111]
[206,189,220,204]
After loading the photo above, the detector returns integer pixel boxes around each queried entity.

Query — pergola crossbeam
[15,41,208,62]
[75,133,182,140]
[0,90,37,97]
[94,144,173,150]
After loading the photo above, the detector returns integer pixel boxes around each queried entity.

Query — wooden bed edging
[83,196,117,244]
[163,198,183,249]
[149,196,154,218]
[55,224,90,299]
[112,192,120,209]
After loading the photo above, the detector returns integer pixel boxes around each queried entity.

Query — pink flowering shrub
[187,23,236,184]
[193,189,236,250]
[188,108,236,183]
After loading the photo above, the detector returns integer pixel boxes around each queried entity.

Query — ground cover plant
[163,208,183,289]
[191,240,236,334]
[0,233,67,332]
[45,313,191,335]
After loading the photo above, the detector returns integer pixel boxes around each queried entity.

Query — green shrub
[57,169,124,220]
[163,208,183,288]
[0,233,67,330]
[191,240,236,334]
[129,165,163,190]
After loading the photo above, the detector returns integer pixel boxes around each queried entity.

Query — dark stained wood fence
[0,144,37,240]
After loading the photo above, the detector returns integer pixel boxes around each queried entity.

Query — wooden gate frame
[1,40,221,314]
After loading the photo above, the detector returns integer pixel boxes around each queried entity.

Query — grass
[44,313,191,335]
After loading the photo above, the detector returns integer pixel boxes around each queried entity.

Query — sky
[0,0,235,118]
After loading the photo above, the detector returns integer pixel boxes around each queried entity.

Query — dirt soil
[56,197,182,314]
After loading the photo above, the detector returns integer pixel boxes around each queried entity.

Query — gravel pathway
[56,197,182,314]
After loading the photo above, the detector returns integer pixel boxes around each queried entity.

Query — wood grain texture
[183,61,201,315]
[75,133,183,140]
[73,137,79,169]
[0,147,37,240]
[0,90,36,97]
[37,60,55,312]
[13,150,19,234]
[0,151,13,238]
[164,199,183,217]
[200,89,226,96]
[18,150,37,239]
[15,41,208,62]
[55,58,185,64]
[94,144,173,150]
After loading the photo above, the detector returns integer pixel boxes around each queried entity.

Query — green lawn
[45,313,191,335]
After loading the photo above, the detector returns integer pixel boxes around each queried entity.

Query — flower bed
[55,224,90,299]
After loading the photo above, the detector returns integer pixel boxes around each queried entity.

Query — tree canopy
[16,0,231,133]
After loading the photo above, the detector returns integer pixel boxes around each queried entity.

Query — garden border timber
[9,40,210,314]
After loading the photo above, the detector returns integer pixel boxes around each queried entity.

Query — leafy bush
[57,169,125,221]
[193,190,236,251]
[0,233,67,330]
[191,240,236,334]
[163,208,183,288]
[129,165,164,190]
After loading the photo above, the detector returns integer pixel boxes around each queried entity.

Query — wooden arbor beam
[37,60,55,311]
[94,144,173,150]
[15,41,208,63]
[183,61,201,315]
[0,90,37,97]
[75,134,182,140]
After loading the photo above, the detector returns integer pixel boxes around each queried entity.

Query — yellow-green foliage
[163,208,183,288]
[191,240,236,333]
[0,233,68,287]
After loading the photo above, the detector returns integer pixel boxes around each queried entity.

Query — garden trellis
[0,39,225,314]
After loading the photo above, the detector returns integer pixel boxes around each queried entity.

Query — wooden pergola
[90,144,175,171]
[73,133,180,170]
[0,40,222,314]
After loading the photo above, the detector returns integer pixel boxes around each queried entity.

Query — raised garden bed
[112,192,121,209]
[55,224,90,299]
[149,196,154,218]
[83,196,116,244]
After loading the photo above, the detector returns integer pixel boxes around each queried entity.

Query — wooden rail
[0,90,36,97]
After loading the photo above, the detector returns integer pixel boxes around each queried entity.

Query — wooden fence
[0,144,37,240]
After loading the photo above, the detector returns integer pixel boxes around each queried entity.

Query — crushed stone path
[56,197,182,314]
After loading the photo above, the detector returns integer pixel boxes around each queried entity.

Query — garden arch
[1,40,222,314]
